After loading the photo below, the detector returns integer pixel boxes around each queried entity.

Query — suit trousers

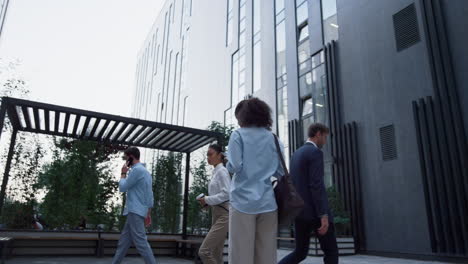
[278,218,338,264]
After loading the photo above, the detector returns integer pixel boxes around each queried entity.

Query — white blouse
[205,163,231,206]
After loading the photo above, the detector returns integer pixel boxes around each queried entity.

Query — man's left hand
[145,215,152,227]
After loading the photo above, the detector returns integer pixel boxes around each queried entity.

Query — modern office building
[133,0,468,260]
[0,0,9,40]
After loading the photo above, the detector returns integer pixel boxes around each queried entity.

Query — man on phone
[112,147,156,264]
[279,123,338,264]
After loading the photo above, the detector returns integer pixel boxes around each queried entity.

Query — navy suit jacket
[290,142,332,221]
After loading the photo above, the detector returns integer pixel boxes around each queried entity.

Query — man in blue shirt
[112,147,156,264]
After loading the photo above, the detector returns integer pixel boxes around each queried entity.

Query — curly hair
[234,97,273,129]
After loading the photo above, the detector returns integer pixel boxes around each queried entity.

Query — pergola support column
[0,129,18,214]
[182,152,190,239]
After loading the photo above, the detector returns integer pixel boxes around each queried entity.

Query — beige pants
[199,202,229,264]
[228,207,278,264]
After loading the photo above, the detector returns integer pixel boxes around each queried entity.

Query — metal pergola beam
[0,97,223,237]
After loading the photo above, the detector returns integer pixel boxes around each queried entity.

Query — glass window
[277,74,287,88]
[296,1,308,26]
[299,59,312,76]
[298,24,309,42]
[299,72,312,96]
[276,0,285,15]
[231,52,239,105]
[322,0,339,43]
[298,40,310,64]
[277,86,289,145]
[276,20,286,78]
[253,0,261,35]
[302,115,314,142]
[239,33,246,48]
[302,97,313,117]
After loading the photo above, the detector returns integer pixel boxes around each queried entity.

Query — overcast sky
[0,0,164,116]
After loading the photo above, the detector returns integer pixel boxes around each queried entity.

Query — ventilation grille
[380,125,397,161]
[393,3,421,52]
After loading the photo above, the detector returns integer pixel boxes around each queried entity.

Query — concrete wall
[336,0,434,254]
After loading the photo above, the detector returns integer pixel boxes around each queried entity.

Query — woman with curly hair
[226,97,285,264]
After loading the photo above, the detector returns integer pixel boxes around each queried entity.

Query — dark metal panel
[308,0,324,53]
[44,109,50,132]
[413,101,437,252]
[53,111,60,133]
[0,130,17,214]
[63,113,71,134]
[419,99,451,252]
[351,122,365,250]
[431,97,463,254]
[72,115,82,136]
[33,107,40,131]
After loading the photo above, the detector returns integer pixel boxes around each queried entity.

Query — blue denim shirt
[227,127,285,214]
[120,162,154,218]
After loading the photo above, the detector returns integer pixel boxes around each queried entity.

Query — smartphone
[126,157,134,167]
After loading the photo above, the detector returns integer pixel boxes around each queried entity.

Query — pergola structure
[0,96,223,238]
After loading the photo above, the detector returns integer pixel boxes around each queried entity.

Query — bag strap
[273,133,289,176]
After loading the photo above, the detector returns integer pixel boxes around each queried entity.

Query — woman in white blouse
[197,144,231,264]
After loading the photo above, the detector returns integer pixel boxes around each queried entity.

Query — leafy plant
[327,186,351,236]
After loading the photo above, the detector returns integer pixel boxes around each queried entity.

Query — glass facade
[226,0,235,45]
[275,0,289,162]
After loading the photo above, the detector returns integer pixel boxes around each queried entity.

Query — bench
[0,237,13,264]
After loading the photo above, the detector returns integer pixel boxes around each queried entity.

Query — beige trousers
[228,207,278,264]
[199,202,229,264]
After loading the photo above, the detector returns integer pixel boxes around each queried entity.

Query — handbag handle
[273,134,289,176]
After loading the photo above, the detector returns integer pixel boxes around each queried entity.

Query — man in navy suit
[279,123,338,264]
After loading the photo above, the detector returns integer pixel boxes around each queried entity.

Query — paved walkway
[277,250,457,264]
[6,252,460,264]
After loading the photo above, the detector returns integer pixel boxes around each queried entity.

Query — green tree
[187,160,211,234]
[151,153,182,233]
[36,139,120,230]
[0,64,45,228]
